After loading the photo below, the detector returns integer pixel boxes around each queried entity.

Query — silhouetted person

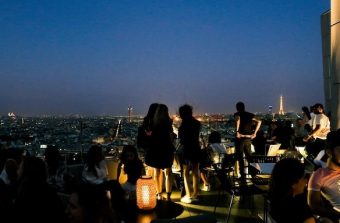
[179,104,201,203]
[82,145,108,185]
[252,129,266,155]
[0,158,18,223]
[308,130,340,221]
[118,145,145,200]
[66,183,118,223]
[234,101,261,180]
[304,103,330,157]
[140,103,175,201]
[269,158,316,223]
[14,156,68,223]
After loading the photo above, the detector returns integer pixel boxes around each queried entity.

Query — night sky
[0,0,330,116]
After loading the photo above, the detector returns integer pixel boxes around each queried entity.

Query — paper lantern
[136,176,157,210]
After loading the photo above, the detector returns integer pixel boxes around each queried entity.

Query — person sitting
[82,144,108,185]
[252,129,267,155]
[269,158,316,223]
[14,156,68,223]
[65,183,118,223]
[308,130,340,222]
[304,103,330,158]
[0,158,18,222]
[295,118,309,147]
[44,145,71,192]
[117,145,145,200]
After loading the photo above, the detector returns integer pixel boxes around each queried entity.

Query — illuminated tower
[279,95,285,115]
[128,106,133,122]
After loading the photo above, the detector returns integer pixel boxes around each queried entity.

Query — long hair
[19,156,48,182]
[152,104,171,128]
[268,158,304,204]
[74,183,117,223]
[119,145,139,164]
[142,103,159,130]
[44,145,61,176]
[86,145,104,177]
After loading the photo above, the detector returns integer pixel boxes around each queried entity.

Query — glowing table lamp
[136,176,157,210]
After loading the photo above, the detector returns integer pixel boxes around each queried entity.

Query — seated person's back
[269,158,316,223]
[308,130,340,221]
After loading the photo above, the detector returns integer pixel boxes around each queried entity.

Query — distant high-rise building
[128,106,133,122]
[268,105,273,113]
[279,95,285,115]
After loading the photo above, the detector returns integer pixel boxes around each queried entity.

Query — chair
[150,213,217,223]
[213,153,264,223]
[266,144,281,156]
[248,155,279,180]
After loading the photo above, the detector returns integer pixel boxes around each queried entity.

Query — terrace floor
[167,189,266,223]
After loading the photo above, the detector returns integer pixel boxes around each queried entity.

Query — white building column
[330,0,340,130]
[321,11,331,115]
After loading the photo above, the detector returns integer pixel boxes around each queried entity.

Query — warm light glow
[136,176,157,210]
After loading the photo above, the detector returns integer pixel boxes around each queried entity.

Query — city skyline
[0,1,330,116]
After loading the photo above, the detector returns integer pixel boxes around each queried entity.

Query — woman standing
[139,103,175,201]
[178,104,201,203]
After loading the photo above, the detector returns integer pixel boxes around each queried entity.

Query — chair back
[249,155,280,175]
[267,144,281,156]
[150,213,217,223]
[250,155,280,163]
[212,153,237,191]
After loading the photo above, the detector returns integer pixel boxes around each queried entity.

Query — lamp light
[136,176,157,210]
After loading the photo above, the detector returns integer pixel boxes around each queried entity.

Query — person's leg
[182,164,191,197]
[163,167,172,201]
[154,168,163,199]
[200,170,210,187]
[236,139,245,178]
[191,163,200,198]
[243,139,253,178]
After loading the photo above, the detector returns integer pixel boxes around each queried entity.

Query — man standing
[234,102,262,180]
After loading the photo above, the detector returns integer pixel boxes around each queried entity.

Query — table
[124,200,184,223]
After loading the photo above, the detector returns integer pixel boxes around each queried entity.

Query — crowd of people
[0,101,339,223]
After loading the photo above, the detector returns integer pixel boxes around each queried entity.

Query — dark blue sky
[0,0,330,116]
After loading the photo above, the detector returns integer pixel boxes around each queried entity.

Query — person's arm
[117,162,123,181]
[251,118,262,139]
[308,190,340,220]
[235,115,241,138]
[304,125,320,142]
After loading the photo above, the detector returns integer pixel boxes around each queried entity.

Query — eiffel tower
[279,95,285,115]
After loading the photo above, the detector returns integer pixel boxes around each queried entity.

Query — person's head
[2,158,18,183]
[325,129,340,167]
[236,102,245,112]
[18,156,48,182]
[269,158,306,200]
[270,121,278,129]
[86,145,104,168]
[284,120,292,128]
[208,131,222,144]
[66,184,116,223]
[179,104,193,120]
[146,103,159,119]
[44,145,61,175]
[313,103,324,114]
[296,118,304,127]
[143,103,159,129]
[120,145,138,164]
[153,103,171,127]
